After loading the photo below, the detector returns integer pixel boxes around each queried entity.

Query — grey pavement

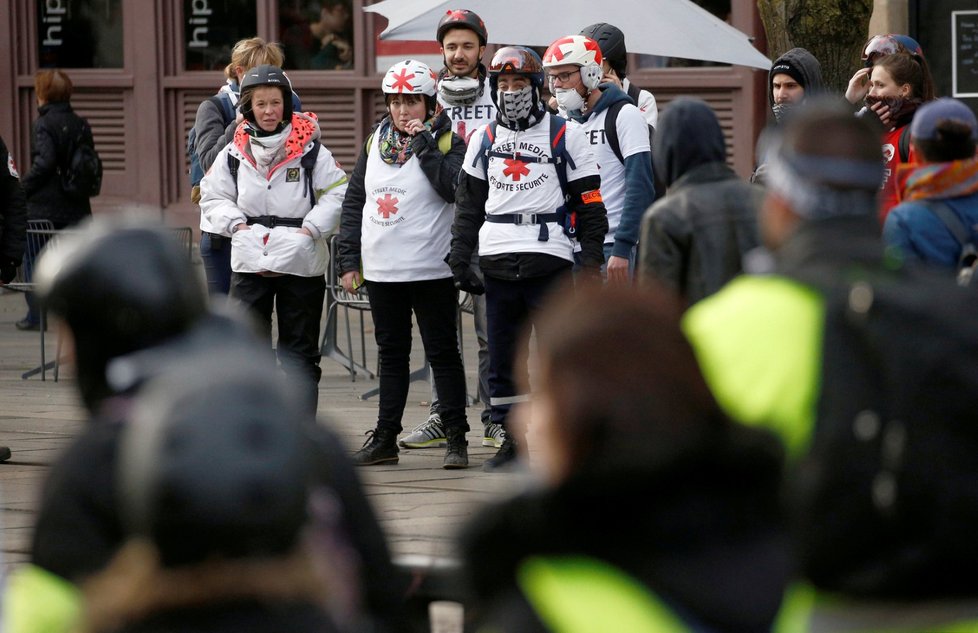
[0,284,528,577]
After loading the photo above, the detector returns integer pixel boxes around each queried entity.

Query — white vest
[437,79,496,146]
[461,114,600,262]
[360,133,453,282]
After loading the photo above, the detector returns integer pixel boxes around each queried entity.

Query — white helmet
[543,35,604,91]
[382,59,438,96]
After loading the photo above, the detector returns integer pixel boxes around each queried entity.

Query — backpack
[476,115,578,238]
[60,127,102,199]
[188,94,235,195]
[227,141,321,210]
[792,269,978,597]
[919,199,978,286]
[604,88,660,196]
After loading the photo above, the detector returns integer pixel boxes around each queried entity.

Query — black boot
[443,426,469,470]
[352,427,399,466]
[483,435,517,472]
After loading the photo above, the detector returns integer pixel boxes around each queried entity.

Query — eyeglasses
[547,70,578,85]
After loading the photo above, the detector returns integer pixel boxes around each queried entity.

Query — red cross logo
[377,194,400,219]
[390,68,416,93]
[446,9,468,22]
[502,158,530,181]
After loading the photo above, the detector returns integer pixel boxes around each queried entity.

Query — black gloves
[451,263,485,295]
[0,257,18,284]
[410,129,437,156]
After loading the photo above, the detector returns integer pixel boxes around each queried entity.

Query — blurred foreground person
[459,284,789,632]
[684,102,978,631]
[81,359,337,633]
[4,218,405,633]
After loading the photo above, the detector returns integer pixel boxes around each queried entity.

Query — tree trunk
[757,0,874,93]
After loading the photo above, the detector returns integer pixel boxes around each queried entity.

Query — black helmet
[436,9,488,47]
[119,354,313,568]
[239,64,294,131]
[35,218,207,412]
[580,23,628,78]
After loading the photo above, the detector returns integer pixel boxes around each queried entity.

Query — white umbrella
[365,0,771,70]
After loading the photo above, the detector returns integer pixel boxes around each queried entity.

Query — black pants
[484,269,569,428]
[366,277,468,435]
[230,272,325,415]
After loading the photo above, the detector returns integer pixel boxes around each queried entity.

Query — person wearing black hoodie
[542,34,655,283]
[638,97,761,305]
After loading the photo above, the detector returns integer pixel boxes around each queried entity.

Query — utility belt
[246,215,304,228]
[485,211,561,242]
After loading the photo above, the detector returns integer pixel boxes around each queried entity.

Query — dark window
[278,0,354,70]
[37,0,124,68]
[184,0,258,71]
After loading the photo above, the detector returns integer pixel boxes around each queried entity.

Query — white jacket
[200,112,348,277]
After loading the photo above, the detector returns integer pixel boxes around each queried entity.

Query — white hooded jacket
[200,112,348,277]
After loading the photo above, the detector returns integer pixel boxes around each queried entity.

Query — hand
[451,264,485,295]
[297,227,314,238]
[341,270,363,294]
[404,119,426,136]
[869,100,892,128]
[846,68,871,105]
[232,222,250,234]
[603,68,623,90]
[606,255,630,284]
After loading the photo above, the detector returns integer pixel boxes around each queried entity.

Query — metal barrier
[320,234,375,382]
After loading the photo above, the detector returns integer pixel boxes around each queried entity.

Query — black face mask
[864,94,921,126]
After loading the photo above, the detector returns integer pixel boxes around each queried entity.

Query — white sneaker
[482,422,507,448]
[398,414,447,448]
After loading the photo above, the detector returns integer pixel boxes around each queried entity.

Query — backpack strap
[920,199,978,274]
[604,100,627,165]
[227,153,240,201]
[300,142,321,209]
[626,81,641,106]
[212,93,236,126]
[898,125,912,164]
[548,114,574,195]
[437,130,453,155]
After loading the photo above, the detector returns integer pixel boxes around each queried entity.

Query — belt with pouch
[246,215,304,228]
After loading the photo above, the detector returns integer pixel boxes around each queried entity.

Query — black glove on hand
[451,263,485,295]
[0,257,18,284]
[411,129,437,156]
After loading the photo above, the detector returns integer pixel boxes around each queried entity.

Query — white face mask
[553,87,585,113]
[497,85,536,126]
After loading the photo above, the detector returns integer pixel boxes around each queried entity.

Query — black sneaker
[352,428,399,466]
[15,318,40,331]
[443,427,469,470]
[0,446,10,463]
[483,436,517,472]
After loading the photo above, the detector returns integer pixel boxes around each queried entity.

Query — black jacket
[110,601,339,633]
[0,135,27,267]
[639,98,761,304]
[21,101,93,228]
[458,430,791,633]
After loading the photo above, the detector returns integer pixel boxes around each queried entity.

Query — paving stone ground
[0,284,528,577]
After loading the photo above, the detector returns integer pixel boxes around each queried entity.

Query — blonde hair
[35,69,73,103]
[224,37,285,81]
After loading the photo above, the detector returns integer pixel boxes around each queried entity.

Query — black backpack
[791,268,978,598]
[60,126,102,199]
[604,84,659,194]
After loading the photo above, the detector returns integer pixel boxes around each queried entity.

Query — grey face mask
[439,75,481,106]
[497,85,536,127]
[772,102,796,123]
